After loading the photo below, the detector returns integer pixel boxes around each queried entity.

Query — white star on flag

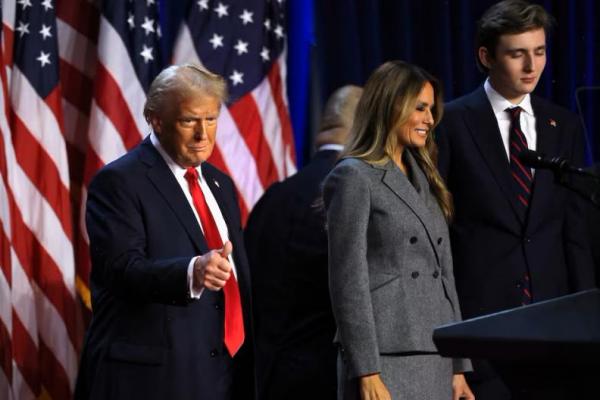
[229,70,244,86]
[274,24,284,38]
[198,0,209,11]
[140,44,154,62]
[40,24,52,40]
[16,21,30,37]
[141,16,155,35]
[37,51,51,67]
[41,0,53,11]
[127,13,135,29]
[18,0,32,10]
[239,10,254,25]
[234,40,248,55]
[209,33,224,49]
[264,18,271,30]
[214,2,229,18]
[260,46,269,62]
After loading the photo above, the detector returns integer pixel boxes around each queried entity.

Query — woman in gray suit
[323,61,474,400]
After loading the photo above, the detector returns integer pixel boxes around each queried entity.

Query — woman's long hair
[341,60,453,221]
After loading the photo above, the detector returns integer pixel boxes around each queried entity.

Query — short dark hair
[475,0,555,72]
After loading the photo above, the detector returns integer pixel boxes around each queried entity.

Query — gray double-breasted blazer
[323,151,469,380]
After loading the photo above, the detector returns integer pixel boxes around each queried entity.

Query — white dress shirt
[484,79,537,163]
[150,133,237,298]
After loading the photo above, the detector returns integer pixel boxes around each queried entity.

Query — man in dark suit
[436,1,595,398]
[245,85,362,400]
[75,64,254,400]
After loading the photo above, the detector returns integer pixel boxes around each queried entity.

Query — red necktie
[506,107,533,305]
[184,167,245,356]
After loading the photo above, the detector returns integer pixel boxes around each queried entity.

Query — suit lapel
[139,139,209,253]
[464,87,524,226]
[526,96,560,231]
[380,155,442,265]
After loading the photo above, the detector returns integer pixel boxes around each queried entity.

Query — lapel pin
[214,180,220,188]
[549,118,557,128]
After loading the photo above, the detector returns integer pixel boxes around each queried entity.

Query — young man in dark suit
[244,85,362,400]
[75,64,254,400]
[436,1,595,398]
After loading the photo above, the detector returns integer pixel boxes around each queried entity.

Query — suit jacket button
[411,271,419,279]
[437,237,443,245]
[410,237,418,244]
[210,350,217,357]
[214,303,221,310]
[432,270,440,278]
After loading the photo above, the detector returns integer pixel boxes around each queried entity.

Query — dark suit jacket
[75,137,254,400]
[437,86,595,320]
[244,149,338,400]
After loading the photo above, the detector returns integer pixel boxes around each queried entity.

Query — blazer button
[437,237,443,245]
[410,237,418,244]
[214,303,221,310]
[210,349,217,357]
[411,271,419,279]
[432,270,440,279]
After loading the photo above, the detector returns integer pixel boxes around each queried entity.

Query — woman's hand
[452,373,475,400]
[359,373,392,400]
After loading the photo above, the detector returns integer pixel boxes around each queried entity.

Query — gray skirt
[338,353,453,400]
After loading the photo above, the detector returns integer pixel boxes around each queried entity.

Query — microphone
[517,149,575,172]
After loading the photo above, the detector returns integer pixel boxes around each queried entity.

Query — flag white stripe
[11,250,39,349]
[33,281,78,390]
[252,79,286,180]
[97,17,147,139]
[11,360,35,400]
[88,101,128,165]
[216,107,264,209]
[56,18,97,79]
[62,99,90,153]
[11,69,71,189]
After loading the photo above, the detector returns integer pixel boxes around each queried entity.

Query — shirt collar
[484,79,534,119]
[150,132,204,181]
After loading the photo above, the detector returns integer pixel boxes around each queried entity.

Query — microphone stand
[551,164,600,209]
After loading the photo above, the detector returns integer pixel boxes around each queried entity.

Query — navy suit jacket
[437,86,595,319]
[75,137,254,400]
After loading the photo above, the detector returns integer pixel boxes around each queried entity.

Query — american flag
[173,0,297,220]
[0,0,296,399]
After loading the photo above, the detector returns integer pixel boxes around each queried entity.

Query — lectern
[433,289,600,399]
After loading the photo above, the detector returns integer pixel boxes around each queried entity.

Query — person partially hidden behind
[245,85,362,400]
[324,60,474,400]
[75,64,254,400]
[436,1,595,398]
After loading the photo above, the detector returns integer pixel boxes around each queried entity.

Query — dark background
[161,0,600,168]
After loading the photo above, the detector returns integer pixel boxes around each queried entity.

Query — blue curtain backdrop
[155,1,598,168]
[311,0,600,166]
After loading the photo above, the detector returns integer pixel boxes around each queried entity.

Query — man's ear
[148,114,162,133]
[478,46,493,70]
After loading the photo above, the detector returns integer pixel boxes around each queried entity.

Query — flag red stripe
[0,319,11,383]
[83,145,107,185]
[39,339,71,400]
[228,95,278,188]
[0,222,11,285]
[9,111,74,240]
[95,63,144,150]
[267,62,296,166]
[9,193,79,346]
[44,86,66,136]
[59,59,94,116]
[1,25,14,68]
[12,311,41,396]
[55,0,100,43]
[208,146,249,224]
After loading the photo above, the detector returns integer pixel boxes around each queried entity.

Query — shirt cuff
[188,256,204,299]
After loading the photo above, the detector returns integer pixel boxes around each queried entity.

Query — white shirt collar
[484,79,534,119]
[149,132,204,180]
